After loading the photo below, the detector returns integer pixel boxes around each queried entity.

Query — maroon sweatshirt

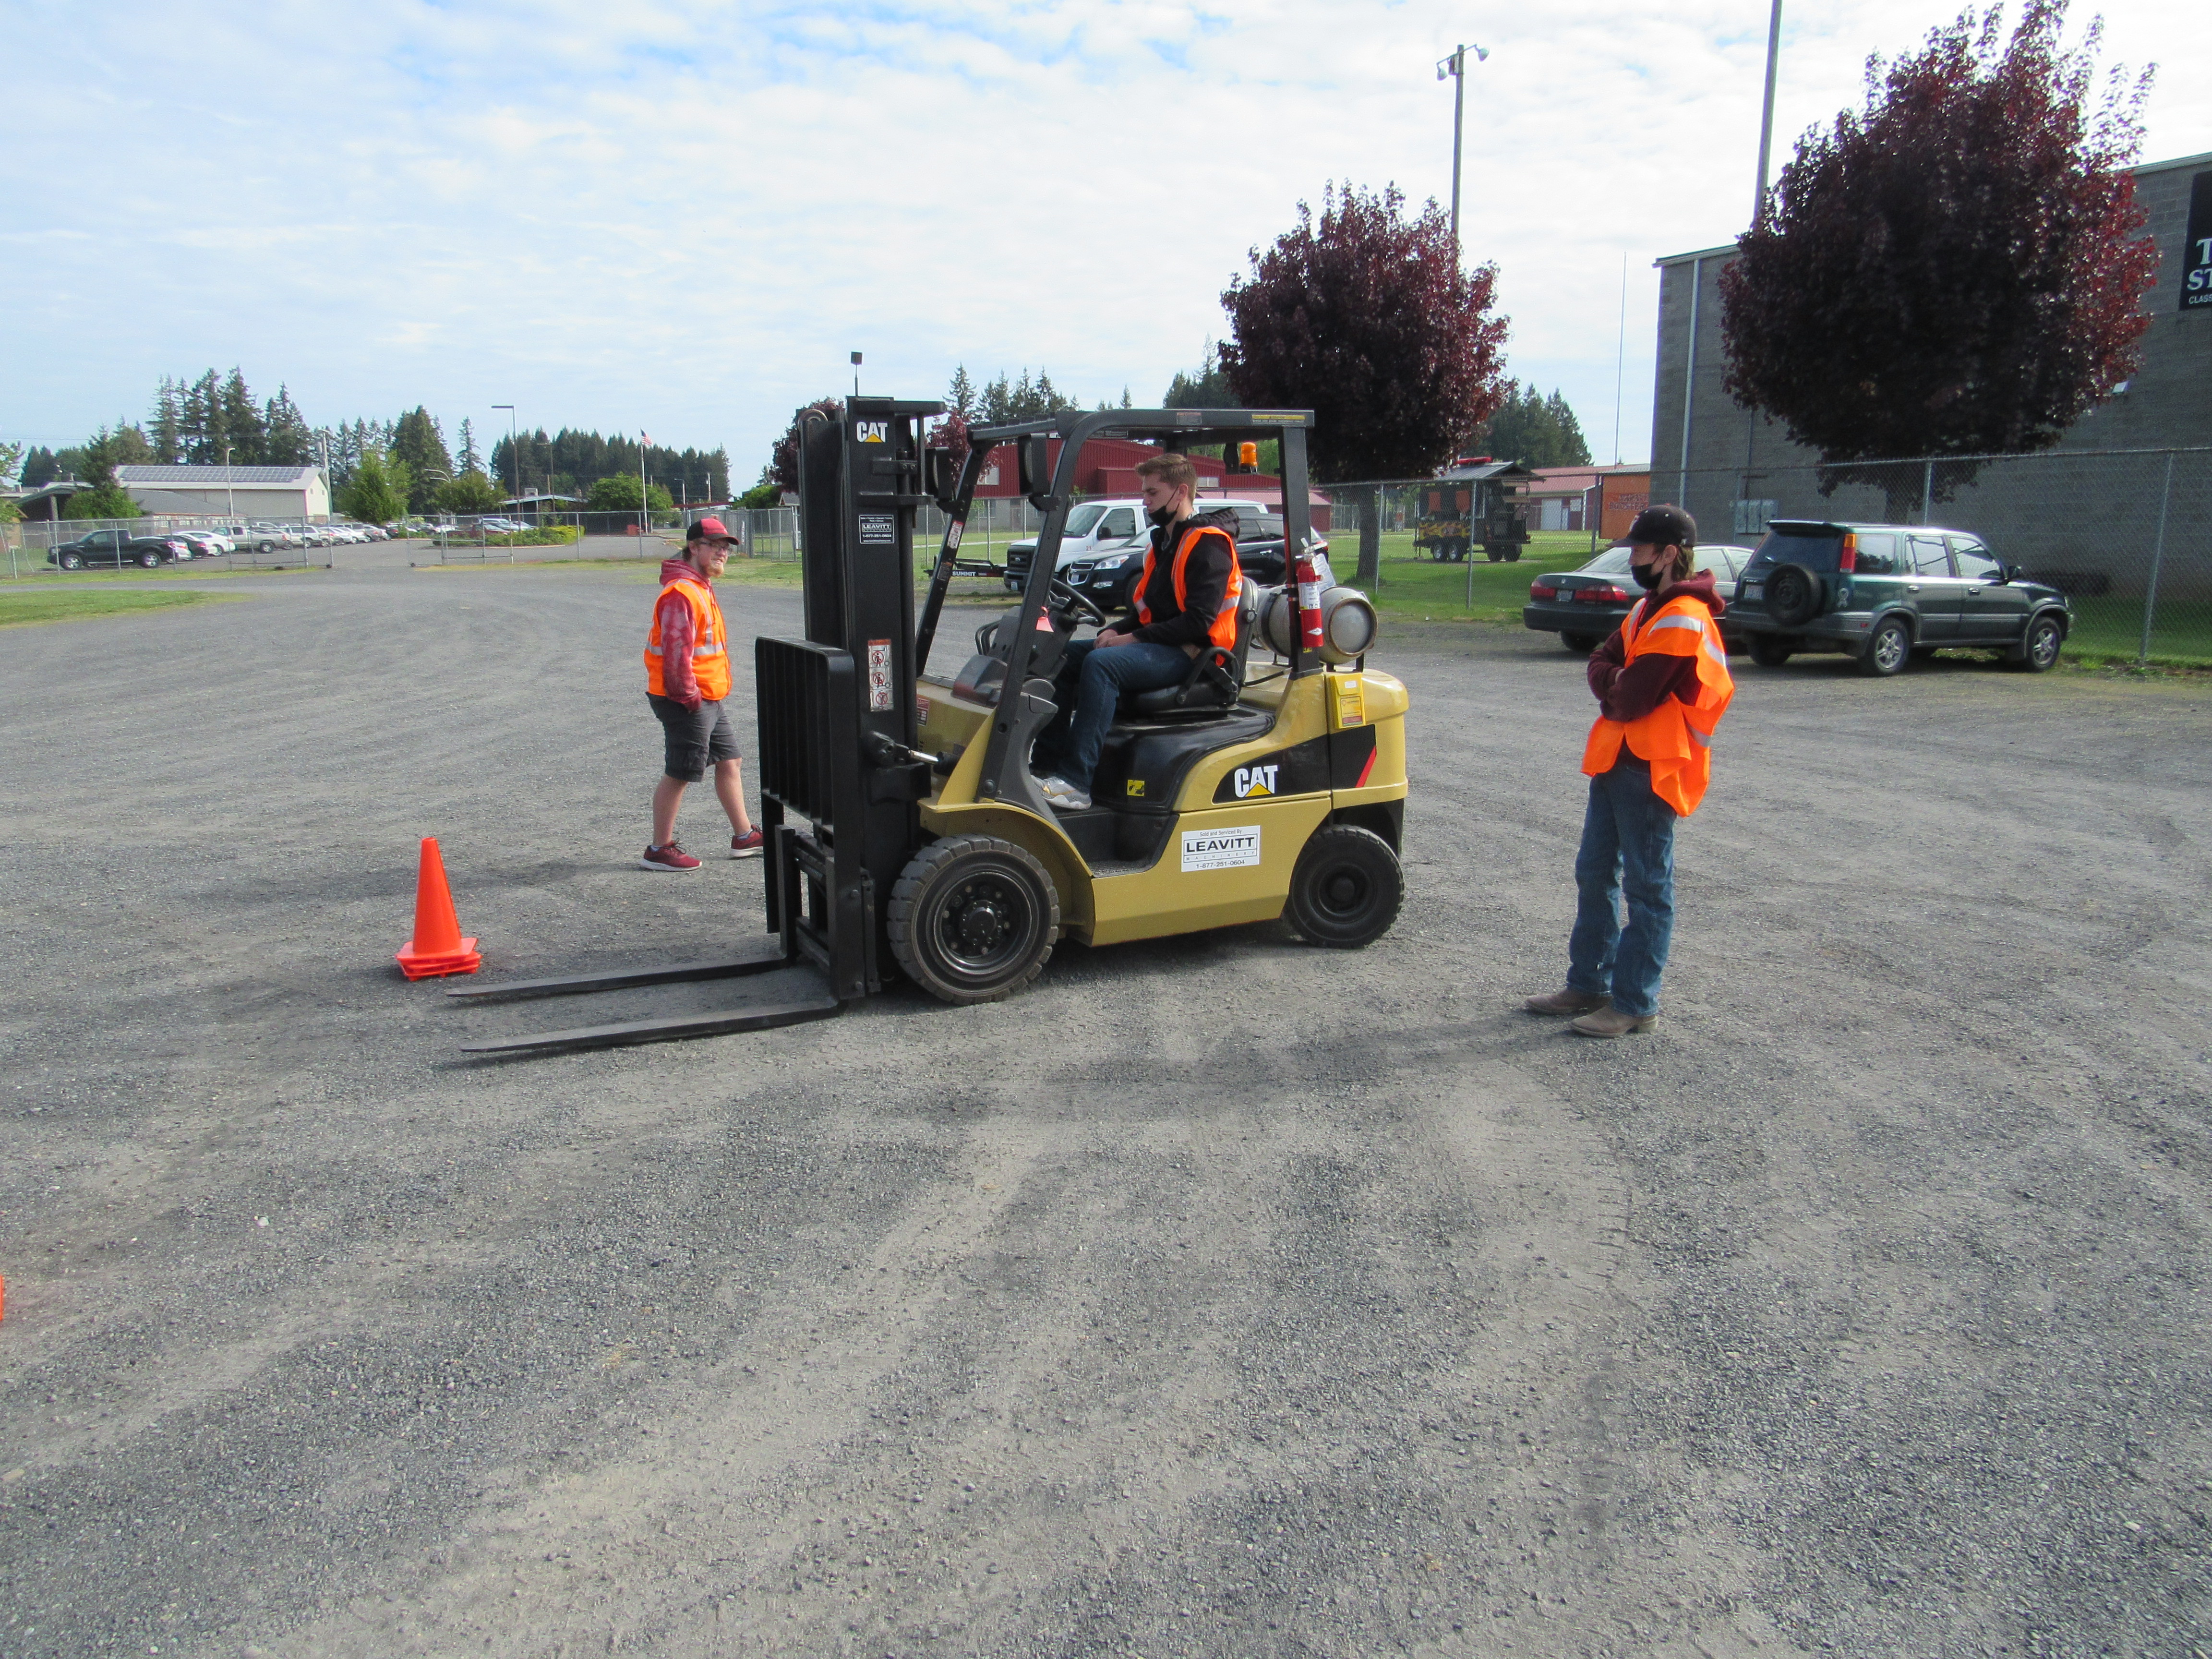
[653,558,707,709]
[1586,571,1725,726]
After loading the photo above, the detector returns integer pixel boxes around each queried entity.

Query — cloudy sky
[5,0,2205,478]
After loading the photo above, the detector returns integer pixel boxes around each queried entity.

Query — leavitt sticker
[1181,825,1262,872]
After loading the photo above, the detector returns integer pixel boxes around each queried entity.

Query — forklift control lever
[860,731,959,776]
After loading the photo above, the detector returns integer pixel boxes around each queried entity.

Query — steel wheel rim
[927,870,1036,983]
[1312,862,1373,922]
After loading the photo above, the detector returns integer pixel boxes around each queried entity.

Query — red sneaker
[639,842,702,872]
[730,828,766,859]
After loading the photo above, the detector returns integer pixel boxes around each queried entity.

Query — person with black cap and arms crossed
[1524,504,1734,1036]
[640,515,766,871]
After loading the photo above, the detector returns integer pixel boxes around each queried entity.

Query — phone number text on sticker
[1181,825,1262,872]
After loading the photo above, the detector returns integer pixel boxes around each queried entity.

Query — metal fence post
[2140,449,2175,664]
[1921,461,1934,525]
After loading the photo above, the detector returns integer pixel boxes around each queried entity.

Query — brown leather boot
[1570,1006,1657,1038]
[1523,987,1609,1016]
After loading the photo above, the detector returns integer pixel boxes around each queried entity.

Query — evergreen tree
[219,370,266,463]
[1165,341,1237,408]
[1469,383,1591,468]
[22,447,59,489]
[946,366,978,421]
[389,407,453,512]
[263,386,315,465]
[456,418,482,476]
[148,378,184,463]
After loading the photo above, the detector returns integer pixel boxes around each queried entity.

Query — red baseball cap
[686,515,737,544]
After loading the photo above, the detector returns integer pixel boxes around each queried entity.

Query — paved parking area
[1,565,2207,1658]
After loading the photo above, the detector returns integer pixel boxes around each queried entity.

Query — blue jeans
[1566,757,1678,1019]
[1036,639,1192,790]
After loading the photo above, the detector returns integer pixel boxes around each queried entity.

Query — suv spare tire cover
[1765,563,1825,628]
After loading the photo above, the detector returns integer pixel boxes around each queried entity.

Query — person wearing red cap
[641,516,764,871]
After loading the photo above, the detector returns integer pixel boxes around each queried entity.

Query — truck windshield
[1062,504,1108,538]
[1748,529,1844,572]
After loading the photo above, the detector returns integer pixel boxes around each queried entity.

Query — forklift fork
[446,947,842,1055]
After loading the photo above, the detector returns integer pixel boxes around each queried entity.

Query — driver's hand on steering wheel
[1094,626,1135,649]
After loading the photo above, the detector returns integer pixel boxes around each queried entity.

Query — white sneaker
[1037,775,1092,811]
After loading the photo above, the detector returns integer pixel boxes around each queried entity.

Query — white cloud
[1,0,2203,470]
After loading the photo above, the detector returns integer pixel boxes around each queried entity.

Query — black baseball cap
[1624,504,1696,549]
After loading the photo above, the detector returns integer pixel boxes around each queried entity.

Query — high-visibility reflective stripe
[1648,614,1705,633]
[1687,725,1712,749]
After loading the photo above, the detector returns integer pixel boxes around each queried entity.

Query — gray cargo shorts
[648,693,741,782]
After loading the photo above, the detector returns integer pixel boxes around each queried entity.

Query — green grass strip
[0,589,231,628]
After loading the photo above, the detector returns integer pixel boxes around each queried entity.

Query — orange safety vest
[1132,522,1244,651]
[1581,590,1734,816]
[644,573,732,701]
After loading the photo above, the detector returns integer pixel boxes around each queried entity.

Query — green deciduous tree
[587,473,673,512]
[341,449,410,524]
[438,470,505,513]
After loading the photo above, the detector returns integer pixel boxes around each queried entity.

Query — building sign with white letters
[2183,170,2212,313]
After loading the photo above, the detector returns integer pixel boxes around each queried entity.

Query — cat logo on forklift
[856,421,889,443]
[1231,764,1279,799]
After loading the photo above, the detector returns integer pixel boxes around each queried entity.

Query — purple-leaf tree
[769,397,845,493]
[1719,0,2156,515]
[1221,183,1510,586]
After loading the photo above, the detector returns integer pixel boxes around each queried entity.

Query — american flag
[641,432,653,447]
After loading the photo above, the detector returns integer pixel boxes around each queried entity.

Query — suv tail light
[1576,584,1630,602]
[1837,532,1858,573]
[1529,582,1557,600]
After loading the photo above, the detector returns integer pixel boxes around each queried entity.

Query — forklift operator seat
[1125,582,1262,718]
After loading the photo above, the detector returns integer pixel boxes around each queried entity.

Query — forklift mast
[754,398,944,999]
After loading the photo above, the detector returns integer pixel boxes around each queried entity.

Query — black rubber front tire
[1286,825,1404,949]
[1859,616,1912,676]
[2008,613,2064,673]
[1560,631,1600,654]
[1748,634,1793,668]
[888,835,1059,1004]
[1765,563,1824,628]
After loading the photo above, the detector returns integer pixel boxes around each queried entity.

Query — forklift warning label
[867,640,893,711]
[859,514,896,545]
[1181,825,1261,872]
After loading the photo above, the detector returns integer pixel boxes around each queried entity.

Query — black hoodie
[1128,510,1239,651]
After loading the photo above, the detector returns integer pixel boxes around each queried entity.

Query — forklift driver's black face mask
[1147,503,1178,529]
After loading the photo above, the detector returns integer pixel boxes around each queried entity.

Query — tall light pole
[222,444,236,524]
[492,405,517,514]
[1753,0,1783,225]
[1435,41,1490,259]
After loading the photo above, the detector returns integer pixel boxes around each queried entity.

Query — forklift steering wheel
[1048,577,1108,628]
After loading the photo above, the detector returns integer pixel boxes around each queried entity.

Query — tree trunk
[1347,483,1382,589]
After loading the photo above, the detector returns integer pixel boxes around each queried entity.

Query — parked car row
[43,520,388,569]
[1521,520,2072,675]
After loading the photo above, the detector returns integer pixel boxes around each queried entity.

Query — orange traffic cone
[396,837,482,980]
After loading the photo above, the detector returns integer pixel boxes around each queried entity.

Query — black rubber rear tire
[888,835,1058,1004]
[139,550,162,567]
[1859,615,1912,677]
[59,552,84,570]
[1505,548,1521,563]
[2008,613,2064,673]
[1748,634,1793,668]
[1765,563,1824,628]
[1286,825,1404,949]
[1560,631,1600,654]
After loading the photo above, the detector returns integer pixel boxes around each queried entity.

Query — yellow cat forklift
[451,401,1410,1053]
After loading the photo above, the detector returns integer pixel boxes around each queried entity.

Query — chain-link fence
[1,515,337,575]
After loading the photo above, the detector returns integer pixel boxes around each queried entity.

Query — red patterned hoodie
[654,557,709,709]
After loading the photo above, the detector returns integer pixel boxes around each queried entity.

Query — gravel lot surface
[1,565,2207,1659]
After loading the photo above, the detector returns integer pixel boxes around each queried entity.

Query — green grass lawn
[0,589,230,627]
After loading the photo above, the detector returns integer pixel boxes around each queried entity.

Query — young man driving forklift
[1032,452,1243,811]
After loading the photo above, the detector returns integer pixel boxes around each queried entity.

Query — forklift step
[458,992,843,1055]
[443,950,793,1003]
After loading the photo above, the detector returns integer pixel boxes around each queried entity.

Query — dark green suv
[1730,521,2071,676]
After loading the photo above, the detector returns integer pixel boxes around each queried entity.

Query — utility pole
[1754,0,1783,225]
[493,405,518,514]
[1435,42,1489,259]
[222,445,236,524]
[851,350,863,397]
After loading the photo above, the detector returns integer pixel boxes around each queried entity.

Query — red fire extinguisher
[1295,542,1325,652]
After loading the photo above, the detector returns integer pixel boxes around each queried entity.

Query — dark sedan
[1522,543,1754,652]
